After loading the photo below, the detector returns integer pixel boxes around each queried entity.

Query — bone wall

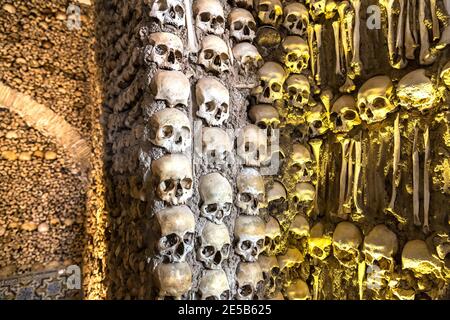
[97,0,450,300]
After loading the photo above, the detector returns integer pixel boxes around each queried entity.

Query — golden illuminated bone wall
[97,0,450,300]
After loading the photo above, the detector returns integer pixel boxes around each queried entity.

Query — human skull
[252,62,287,104]
[288,214,310,252]
[285,279,310,300]
[235,262,264,300]
[150,0,186,28]
[197,269,230,300]
[363,224,398,276]
[197,221,231,269]
[232,42,263,75]
[198,35,231,73]
[357,75,396,124]
[330,95,361,133]
[155,206,195,263]
[249,104,280,135]
[149,108,191,153]
[228,8,257,42]
[151,154,193,205]
[332,221,363,268]
[308,222,332,260]
[282,36,310,74]
[201,127,233,168]
[147,32,183,71]
[199,173,233,224]
[236,168,266,215]
[283,3,309,36]
[154,262,192,299]
[193,0,225,36]
[289,143,314,182]
[277,247,305,282]
[308,0,327,20]
[151,70,190,108]
[196,77,230,126]
[266,181,288,216]
[401,240,443,277]
[264,216,283,255]
[292,182,316,213]
[256,0,283,27]
[258,255,281,297]
[237,124,268,167]
[233,0,253,9]
[285,74,310,109]
[305,103,329,138]
[234,215,266,262]
[397,69,439,112]
[440,60,450,88]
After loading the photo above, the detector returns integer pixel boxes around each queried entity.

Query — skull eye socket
[175,50,183,61]
[220,53,229,61]
[206,203,218,213]
[259,4,269,11]
[330,112,338,121]
[257,122,267,130]
[234,21,244,30]
[241,240,252,250]
[161,233,179,248]
[221,243,230,255]
[160,125,173,138]
[286,14,298,23]
[161,179,175,192]
[239,285,253,296]
[222,202,232,212]
[202,245,215,257]
[174,5,185,17]
[256,239,264,247]
[305,161,313,170]
[155,44,168,55]
[239,192,252,202]
[287,52,298,62]
[216,16,225,24]
[206,101,216,111]
[180,178,192,189]
[248,21,257,30]
[221,103,229,113]
[271,83,281,92]
[343,110,356,120]
[200,12,211,22]
[203,49,214,59]
[372,97,386,109]
[312,120,323,128]
[271,266,280,276]
[288,87,297,96]
[183,232,194,244]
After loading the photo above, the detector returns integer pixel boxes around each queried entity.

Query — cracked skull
[150,0,186,28]
[198,35,231,73]
[147,32,183,71]
[252,62,287,104]
[197,221,231,269]
[289,143,314,182]
[151,154,193,205]
[199,172,233,223]
[197,269,230,300]
[151,70,190,108]
[363,224,398,276]
[330,95,361,133]
[256,0,283,26]
[237,124,268,167]
[229,8,257,42]
[154,262,192,299]
[201,127,233,168]
[149,108,191,153]
[234,215,266,262]
[232,42,263,75]
[193,0,225,35]
[235,262,264,300]
[155,206,195,263]
[196,77,230,126]
[258,255,281,297]
[357,75,396,124]
[285,74,310,109]
[236,168,266,215]
[264,216,283,255]
[332,221,363,268]
[282,36,310,74]
[283,2,309,36]
[397,69,439,113]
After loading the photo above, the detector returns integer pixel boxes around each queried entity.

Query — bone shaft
[346,140,355,206]
[412,125,421,226]
[333,21,342,75]
[389,114,401,210]
[308,26,316,79]
[430,0,440,40]
[353,140,363,213]
[184,0,198,52]
[338,140,349,217]
[405,0,417,59]
[423,127,430,231]
[315,25,322,84]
